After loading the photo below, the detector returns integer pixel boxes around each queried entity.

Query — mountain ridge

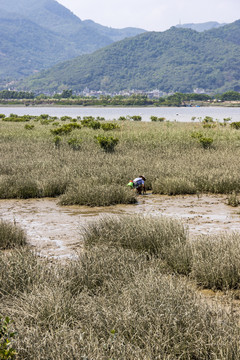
[0,0,145,79]
[19,20,240,94]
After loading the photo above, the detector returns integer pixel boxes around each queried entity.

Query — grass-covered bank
[1,114,240,205]
[2,216,240,359]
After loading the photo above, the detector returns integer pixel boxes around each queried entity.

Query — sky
[57,0,240,31]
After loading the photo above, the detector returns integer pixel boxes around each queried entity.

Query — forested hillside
[0,0,145,79]
[20,21,240,93]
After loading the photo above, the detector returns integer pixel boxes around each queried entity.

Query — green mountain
[176,21,226,32]
[20,20,240,93]
[208,20,240,46]
[0,15,81,78]
[0,0,145,79]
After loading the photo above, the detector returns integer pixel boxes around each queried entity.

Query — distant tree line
[0,90,240,105]
[0,90,35,99]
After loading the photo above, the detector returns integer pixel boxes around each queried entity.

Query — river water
[0,106,239,122]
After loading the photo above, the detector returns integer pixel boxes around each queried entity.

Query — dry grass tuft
[0,220,27,250]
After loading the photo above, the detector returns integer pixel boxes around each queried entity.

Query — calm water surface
[0,106,239,122]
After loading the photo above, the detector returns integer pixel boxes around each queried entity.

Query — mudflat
[1,194,239,258]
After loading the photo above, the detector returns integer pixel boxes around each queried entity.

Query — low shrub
[150,116,165,122]
[60,116,72,121]
[223,117,231,122]
[67,137,82,150]
[191,131,203,139]
[81,119,101,129]
[131,115,142,121]
[24,124,34,130]
[199,137,213,149]
[231,122,240,130]
[101,122,120,131]
[50,123,81,135]
[53,135,61,148]
[39,114,49,119]
[203,116,214,123]
[0,316,17,360]
[2,115,31,122]
[40,119,53,125]
[95,135,119,152]
[202,123,216,129]
[0,220,27,250]
[59,183,136,207]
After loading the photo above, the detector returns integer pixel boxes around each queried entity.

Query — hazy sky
[57,0,240,31]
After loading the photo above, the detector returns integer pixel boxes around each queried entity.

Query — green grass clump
[59,183,137,206]
[0,220,27,250]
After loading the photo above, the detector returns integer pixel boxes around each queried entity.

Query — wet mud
[0,194,240,258]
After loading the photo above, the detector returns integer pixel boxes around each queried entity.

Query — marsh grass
[227,191,239,207]
[0,220,27,249]
[0,248,47,297]
[1,215,240,358]
[1,118,240,204]
[191,233,240,290]
[59,183,137,206]
[1,245,240,359]
[83,214,192,274]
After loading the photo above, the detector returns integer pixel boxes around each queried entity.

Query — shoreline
[0,103,240,108]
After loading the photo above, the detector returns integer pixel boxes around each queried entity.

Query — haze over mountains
[0,0,145,79]
[176,21,226,32]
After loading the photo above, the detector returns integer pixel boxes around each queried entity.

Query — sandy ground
[0,194,240,258]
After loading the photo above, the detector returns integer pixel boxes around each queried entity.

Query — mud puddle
[0,194,240,258]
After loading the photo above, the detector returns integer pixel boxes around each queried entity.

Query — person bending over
[133,175,146,195]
